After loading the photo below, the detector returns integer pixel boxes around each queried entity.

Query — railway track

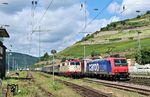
[27,72,53,97]
[39,72,112,97]
[56,79,112,97]
[38,72,150,96]
[129,75,150,86]
[84,78,150,96]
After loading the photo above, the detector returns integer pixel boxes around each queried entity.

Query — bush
[146,11,150,14]
[101,27,108,31]
[134,48,150,64]
[109,38,122,41]
[61,57,66,62]
[128,37,134,40]
[91,51,100,57]
[81,34,94,41]
[110,22,117,28]
[120,21,126,25]
[136,15,141,18]
[141,48,150,64]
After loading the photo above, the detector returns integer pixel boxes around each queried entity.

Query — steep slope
[58,38,150,58]
[57,12,150,58]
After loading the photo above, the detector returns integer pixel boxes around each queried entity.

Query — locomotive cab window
[70,62,74,65]
[121,59,127,66]
[76,62,80,65]
[114,59,127,66]
[70,62,80,65]
[62,63,65,66]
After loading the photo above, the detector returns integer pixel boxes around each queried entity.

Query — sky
[0,0,150,57]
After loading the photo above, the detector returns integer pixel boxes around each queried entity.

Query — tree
[120,21,126,26]
[111,23,117,28]
[40,52,49,61]
[146,10,150,14]
[135,48,150,65]
[136,15,141,18]
[141,48,150,64]
[61,57,66,62]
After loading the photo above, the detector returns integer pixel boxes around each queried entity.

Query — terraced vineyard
[58,38,150,58]
[57,12,150,58]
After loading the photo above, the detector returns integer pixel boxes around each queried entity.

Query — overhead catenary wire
[86,0,114,29]
[30,0,54,57]
[34,0,54,30]
[59,1,127,45]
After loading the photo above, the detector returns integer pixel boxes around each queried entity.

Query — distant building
[0,28,9,78]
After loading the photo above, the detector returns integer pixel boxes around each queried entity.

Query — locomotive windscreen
[70,62,80,65]
[114,59,128,66]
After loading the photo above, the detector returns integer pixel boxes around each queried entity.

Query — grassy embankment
[2,71,81,97]
[3,71,147,97]
[2,72,44,97]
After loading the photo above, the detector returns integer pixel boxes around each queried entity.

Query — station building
[0,28,9,78]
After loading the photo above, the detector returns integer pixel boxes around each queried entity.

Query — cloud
[107,2,121,14]
[0,0,30,14]
[121,0,150,18]
[108,0,150,18]
[80,16,120,35]
[42,0,80,10]
[1,1,120,57]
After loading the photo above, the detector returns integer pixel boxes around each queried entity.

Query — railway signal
[51,49,57,85]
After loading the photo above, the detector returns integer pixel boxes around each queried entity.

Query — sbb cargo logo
[89,63,99,71]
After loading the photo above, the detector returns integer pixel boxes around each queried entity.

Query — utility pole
[84,46,86,59]
[137,31,142,64]
[39,26,41,61]
[137,31,142,51]
[29,0,37,54]
[32,27,53,61]
[82,1,87,59]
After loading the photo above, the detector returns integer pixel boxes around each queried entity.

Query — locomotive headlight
[115,70,118,72]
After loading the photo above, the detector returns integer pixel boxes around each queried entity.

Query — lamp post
[51,49,57,85]
[7,51,12,74]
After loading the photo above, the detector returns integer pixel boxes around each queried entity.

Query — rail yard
[1,71,149,97]
[0,0,150,97]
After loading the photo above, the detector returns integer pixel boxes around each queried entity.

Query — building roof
[0,28,9,37]
[0,41,6,49]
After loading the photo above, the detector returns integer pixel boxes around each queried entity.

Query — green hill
[6,52,38,70]
[100,11,150,31]
[58,38,150,58]
[57,12,150,58]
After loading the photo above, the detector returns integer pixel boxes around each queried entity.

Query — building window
[0,46,3,55]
